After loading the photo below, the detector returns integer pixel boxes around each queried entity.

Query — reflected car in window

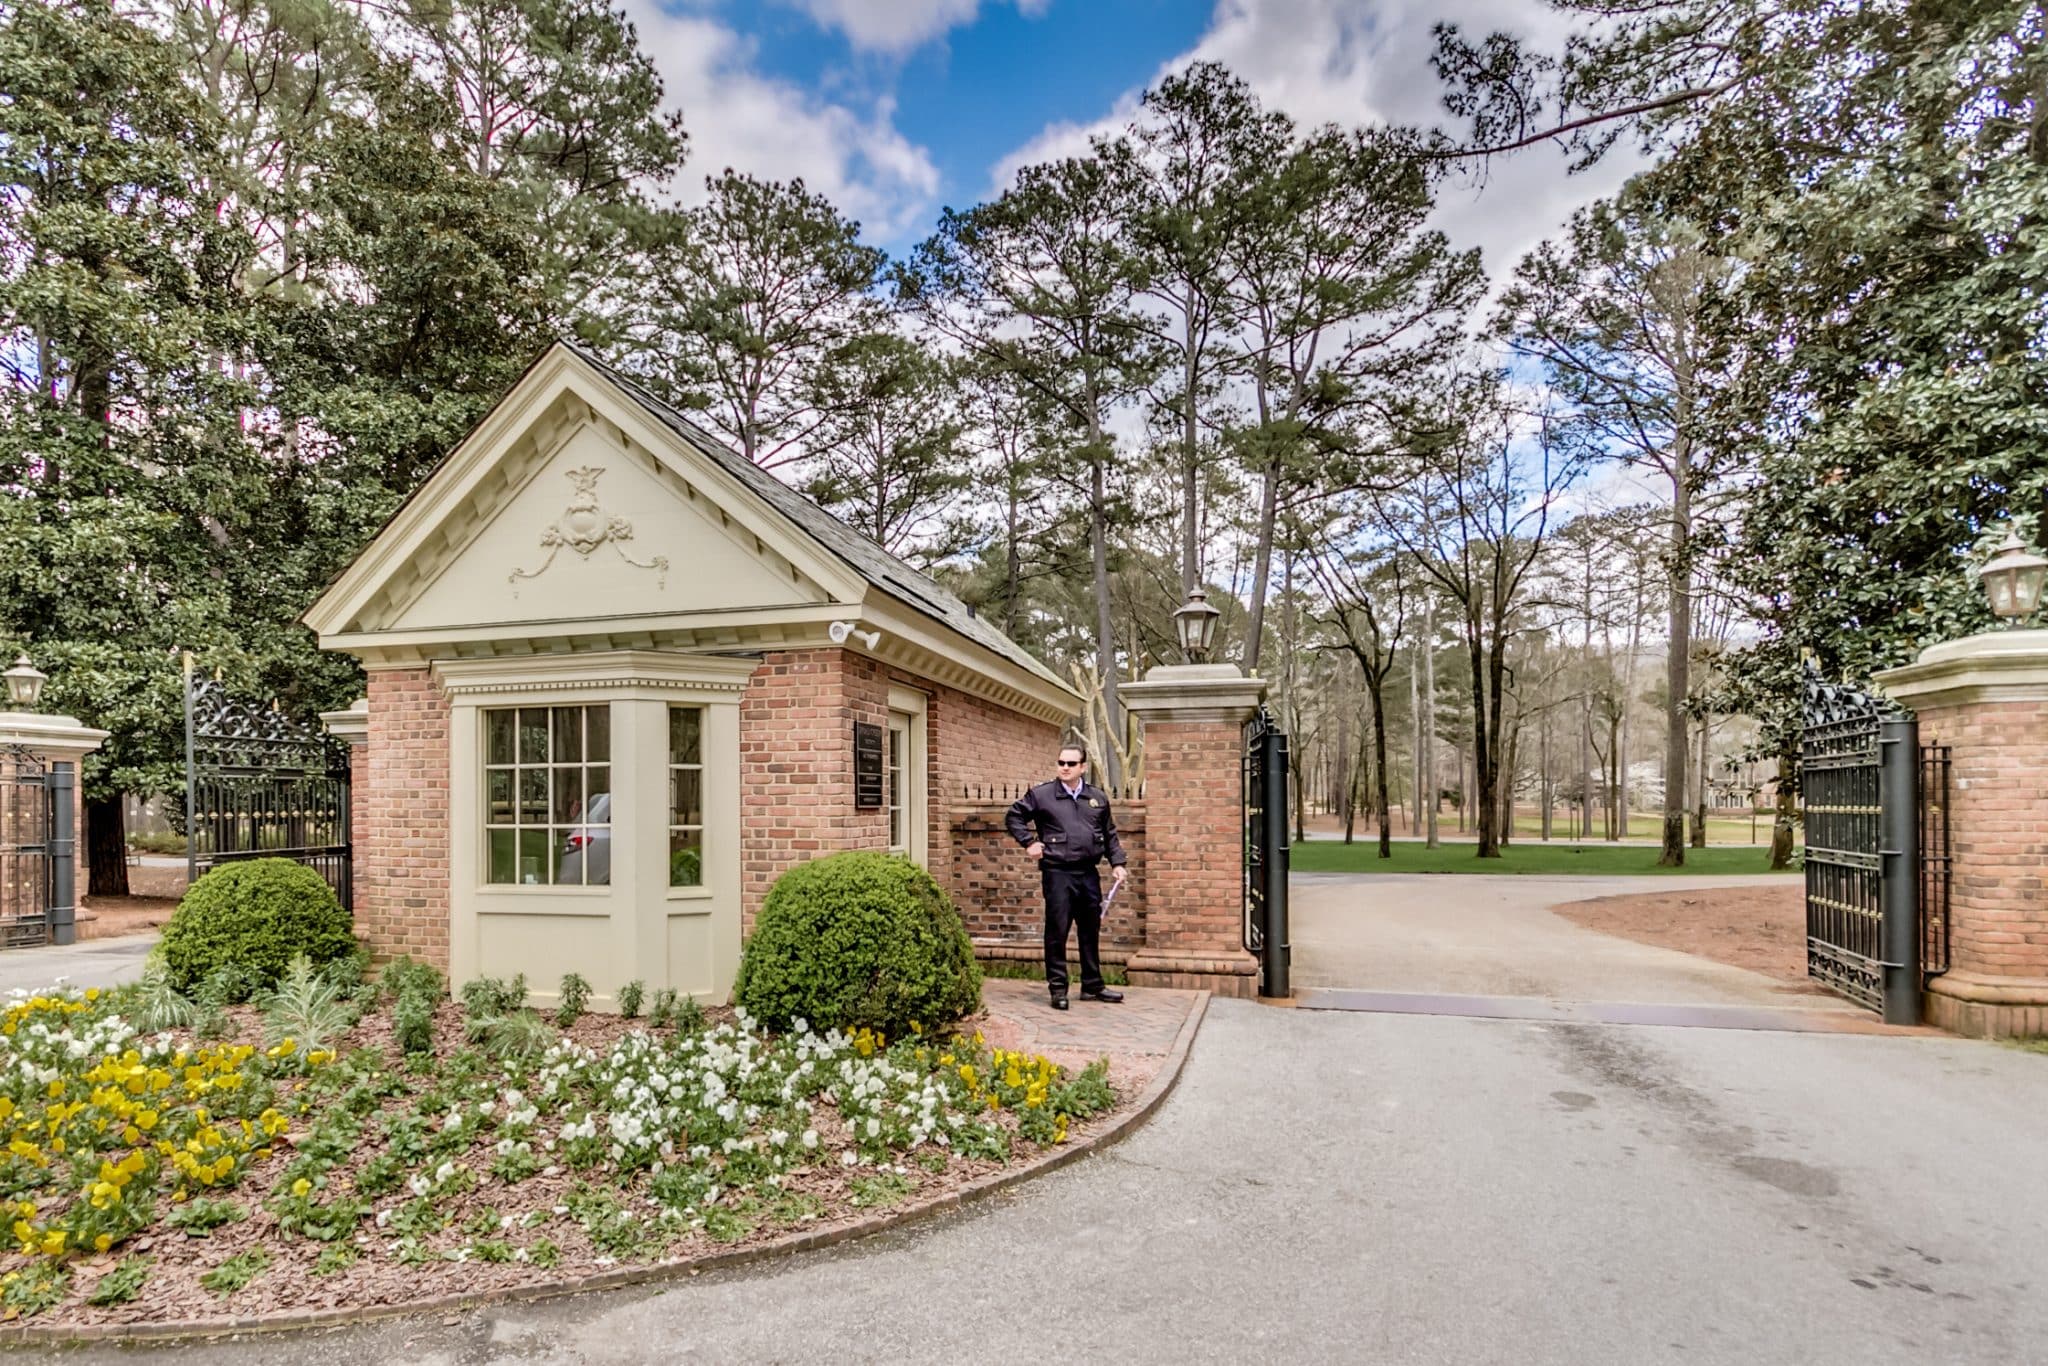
[556,791,610,885]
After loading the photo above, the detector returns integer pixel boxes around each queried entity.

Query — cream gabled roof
[305,341,1081,724]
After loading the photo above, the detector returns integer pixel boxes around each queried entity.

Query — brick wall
[738,648,1063,930]
[916,674,1058,875]
[353,648,1069,968]
[1918,699,2048,987]
[360,669,450,966]
[950,800,1147,957]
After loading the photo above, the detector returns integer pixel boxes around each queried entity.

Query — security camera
[828,620,881,650]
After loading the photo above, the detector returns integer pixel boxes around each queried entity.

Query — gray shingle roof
[567,343,1073,698]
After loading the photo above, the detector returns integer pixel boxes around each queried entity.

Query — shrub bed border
[0,992,1210,1346]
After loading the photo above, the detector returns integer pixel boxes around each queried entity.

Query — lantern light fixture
[1979,525,2048,624]
[3,654,45,710]
[1173,587,1223,664]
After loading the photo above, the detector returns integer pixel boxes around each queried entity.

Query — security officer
[1005,741,1128,1010]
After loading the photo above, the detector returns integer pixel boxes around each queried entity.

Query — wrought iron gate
[1243,707,1290,998]
[185,673,352,908]
[1801,673,1948,1023]
[0,745,75,949]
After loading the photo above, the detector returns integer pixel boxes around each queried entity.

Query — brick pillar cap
[320,697,371,746]
[1121,664,1267,724]
[0,712,109,763]
[1876,628,2048,709]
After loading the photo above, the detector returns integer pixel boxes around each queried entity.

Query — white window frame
[884,685,929,866]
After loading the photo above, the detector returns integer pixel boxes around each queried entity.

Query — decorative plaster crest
[510,465,669,594]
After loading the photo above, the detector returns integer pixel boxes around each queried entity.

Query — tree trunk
[1579,698,1593,842]
[1085,410,1123,789]
[1243,457,1281,672]
[1336,706,1355,843]
[1002,474,1022,637]
[1498,717,1518,849]
[85,794,129,899]
[1371,681,1393,858]
[1540,707,1553,841]
[1770,752,1797,870]
[1692,707,1711,848]
[1420,602,1439,847]
[1180,284,1201,597]
[1409,643,1422,839]
[1660,455,1693,865]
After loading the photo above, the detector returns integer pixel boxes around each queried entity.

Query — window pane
[669,828,702,887]
[586,706,610,763]
[519,769,548,824]
[486,770,513,823]
[487,711,515,765]
[488,828,516,884]
[517,828,551,885]
[518,708,549,764]
[552,766,584,824]
[669,770,701,828]
[585,766,609,818]
[669,707,701,765]
[551,706,583,763]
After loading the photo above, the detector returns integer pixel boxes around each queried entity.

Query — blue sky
[624,0,1633,272]
[712,2,1213,243]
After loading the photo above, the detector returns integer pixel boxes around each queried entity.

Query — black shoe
[1050,995,1069,1011]
[1081,988,1124,1004]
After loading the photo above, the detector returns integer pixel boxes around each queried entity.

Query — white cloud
[779,0,1050,57]
[992,0,1641,289]
[623,4,941,240]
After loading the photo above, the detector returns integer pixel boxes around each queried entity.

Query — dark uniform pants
[1041,863,1104,997]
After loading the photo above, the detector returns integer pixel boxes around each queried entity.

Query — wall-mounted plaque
[854,722,884,809]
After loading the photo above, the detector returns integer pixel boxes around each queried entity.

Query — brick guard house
[307,342,1257,1011]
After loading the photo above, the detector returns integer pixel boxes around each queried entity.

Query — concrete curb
[0,992,1211,1348]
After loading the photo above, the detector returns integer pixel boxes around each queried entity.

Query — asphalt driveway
[48,994,2048,1366]
[1291,871,1832,1010]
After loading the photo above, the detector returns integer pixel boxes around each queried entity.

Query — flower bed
[0,978,1117,1327]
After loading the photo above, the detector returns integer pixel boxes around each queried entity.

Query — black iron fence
[1800,671,1951,1022]
[184,671,352,908]
[1243,707,1290,998]
[0,745,76,949]
[1919,743,1953,978]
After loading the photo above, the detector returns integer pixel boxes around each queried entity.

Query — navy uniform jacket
[1005,780,1128,870]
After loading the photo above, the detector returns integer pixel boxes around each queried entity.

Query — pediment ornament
[509,465,669,594]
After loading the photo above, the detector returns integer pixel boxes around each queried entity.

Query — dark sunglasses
[1056,759,1084,767]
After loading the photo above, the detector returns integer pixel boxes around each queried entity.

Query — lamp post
[1173,588,1222,665]
[3,654,46,710]
[1979,525,2048,623]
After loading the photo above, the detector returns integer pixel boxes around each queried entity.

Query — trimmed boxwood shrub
[735,851,981,1036]
[159,859,358,997]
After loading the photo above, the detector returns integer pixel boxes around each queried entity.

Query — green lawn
[1289,840,1799,876]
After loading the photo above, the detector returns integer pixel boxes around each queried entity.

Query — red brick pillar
[1878,630,2048,1037]
[1120,664,1264,999]
[0,709,109,941]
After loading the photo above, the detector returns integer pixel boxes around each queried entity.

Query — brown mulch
[1553,882,1822,991]
[9,998,1140,1333]
[75,896,178,942]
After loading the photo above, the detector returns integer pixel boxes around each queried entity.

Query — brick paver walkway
[973,977,1200,1064]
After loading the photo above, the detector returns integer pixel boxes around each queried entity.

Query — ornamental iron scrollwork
[185,674,351,910]
[1798,662,1939,1021]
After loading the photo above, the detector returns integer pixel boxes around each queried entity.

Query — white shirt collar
[1061,779,1084,798]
